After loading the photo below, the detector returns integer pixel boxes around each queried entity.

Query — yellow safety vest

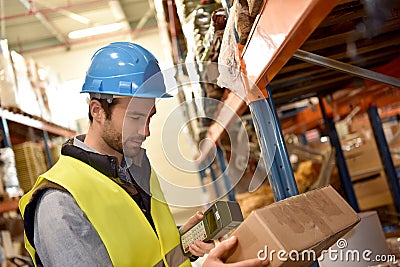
[19,155,191,267]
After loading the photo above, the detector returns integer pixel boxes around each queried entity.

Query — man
[19,42,268,267]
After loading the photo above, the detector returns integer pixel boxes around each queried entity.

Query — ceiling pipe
[34,0,92,25]
[14,24,157,54]
[3,0,109,21]
[108,0,130,30]
[131,8,154,39]
[18,0,70,49]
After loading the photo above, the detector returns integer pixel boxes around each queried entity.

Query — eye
[127,115,140,120]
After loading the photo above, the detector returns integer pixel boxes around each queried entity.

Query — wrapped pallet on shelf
[13,142,47,193]
[26,58,52,122]
[0,147,23,198]
[9,51,42,118]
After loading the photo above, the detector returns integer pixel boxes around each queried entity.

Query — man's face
[122,97,156,159]
[101,97,156,159]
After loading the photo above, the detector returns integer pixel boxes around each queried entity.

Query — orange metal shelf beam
[199,0,337,159]
[241,0,338,90]
[0,198,20,213]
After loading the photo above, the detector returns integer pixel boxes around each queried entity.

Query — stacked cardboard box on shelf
[345,117,398,211]
[13,142,47,193]
[1,39,65,127]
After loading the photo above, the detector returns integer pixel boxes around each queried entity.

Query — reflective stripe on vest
[19,155,191,267]
[154,244,188,267]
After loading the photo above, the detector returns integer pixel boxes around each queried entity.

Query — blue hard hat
[81,42,171,98]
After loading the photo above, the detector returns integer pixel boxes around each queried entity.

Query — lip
[125,140,143,148]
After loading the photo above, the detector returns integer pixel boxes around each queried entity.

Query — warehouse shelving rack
[165,0,400,240]
[0,108,75,158]
[191,0,400,211]
[0,107,76,212]
[0,107,75,165]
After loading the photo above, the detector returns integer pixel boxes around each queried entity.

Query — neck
[84,128,123,166]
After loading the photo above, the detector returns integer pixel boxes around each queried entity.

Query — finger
[182,211,204,232]
[194,240,215,254]
[192,211,204,226]
[208,236,238,259]
[228,258,269,267]
[189,243,205,257]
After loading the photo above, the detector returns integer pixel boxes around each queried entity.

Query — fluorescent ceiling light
[68,22,125,39]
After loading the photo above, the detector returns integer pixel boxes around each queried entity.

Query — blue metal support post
[208,163,221,198]
[367,106,400,212]
[250,88,319,267]
[42,130,54,167]
[199,158,222,199]
[216,146,236,201]
[318,97,359,212]
[249,86,298,201]
[0,117,12,147]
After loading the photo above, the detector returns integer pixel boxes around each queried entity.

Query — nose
[139,120,150,138]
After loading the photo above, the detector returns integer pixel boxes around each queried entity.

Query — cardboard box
[353,173,393,210]
[226,186,360,266]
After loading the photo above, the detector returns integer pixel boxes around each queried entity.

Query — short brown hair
[88,98,120,122]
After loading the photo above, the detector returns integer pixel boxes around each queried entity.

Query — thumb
[189,211,203,224]
[182,211,203,232]
[210,236,238,259]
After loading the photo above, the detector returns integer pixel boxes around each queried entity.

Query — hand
[203,236,269,267]
[181,211,216,257]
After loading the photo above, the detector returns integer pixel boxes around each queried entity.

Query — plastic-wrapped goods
[192,0,222,60]
[217,1,247,99]
[26,58,52,121]
[10,51,42,117]
[0,147,24,198]
[182,0,201,18]
[0,39,19,109]
[236,0,263,45]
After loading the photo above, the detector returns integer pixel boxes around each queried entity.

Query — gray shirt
[33,137,138,266]
[34,189,113,266]
[33,137,155,266]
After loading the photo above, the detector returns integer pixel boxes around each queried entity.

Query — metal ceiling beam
[273,47,399,89]
[279,31,400,75]
[34,0,92,25]
[294,49,400,88]
[13,24,158,54]
[130,0,155,38]
[3,0,108,21]
[18,0,70,49]
[108,0,132,37]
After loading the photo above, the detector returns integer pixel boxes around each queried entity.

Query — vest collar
[61,135,120,178]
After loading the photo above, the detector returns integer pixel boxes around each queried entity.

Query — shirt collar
[73,135,144,167]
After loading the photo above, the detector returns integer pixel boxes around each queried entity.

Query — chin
[124,147,140,158]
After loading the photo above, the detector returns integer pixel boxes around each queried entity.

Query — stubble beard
[102,119,143,160]
[102,119,123,154]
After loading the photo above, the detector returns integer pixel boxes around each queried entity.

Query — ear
[89,99,104,122]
